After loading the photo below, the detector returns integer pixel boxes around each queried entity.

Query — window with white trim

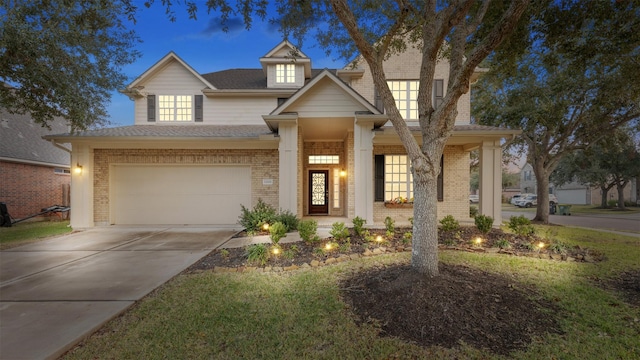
[309,155,339,164]
[158,95,192,122]
[386,80,445,120]
[276,64,296,84]
[384,155,413,201]
[333,169,341,208]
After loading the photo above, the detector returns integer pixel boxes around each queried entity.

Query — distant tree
[0,0,140,130]
[551,130,640,209]
[470,168,519,192]
[473,0,640,223]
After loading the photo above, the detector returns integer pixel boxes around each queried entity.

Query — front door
[309,170,329,214]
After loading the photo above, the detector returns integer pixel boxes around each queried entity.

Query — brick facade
[0,161,70,220]
[371,145,470,225]
[92,149,278,224]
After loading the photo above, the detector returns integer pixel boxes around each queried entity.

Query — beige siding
[204,97,277,125]
[285,78,369,117]
[134,60,207,124]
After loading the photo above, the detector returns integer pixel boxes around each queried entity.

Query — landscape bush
[275,210,298,232]
[298,220,320,243]
[268,222,287,244]
[507,215,535,236]
[352,216,366,236]
[474,214,494,234]
[439,215,460,232]
[329,222,350,242]
[238,199,277,234]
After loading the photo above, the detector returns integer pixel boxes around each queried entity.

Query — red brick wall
[0,161,70,220]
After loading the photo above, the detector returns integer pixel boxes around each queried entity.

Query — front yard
[61,224,640,359]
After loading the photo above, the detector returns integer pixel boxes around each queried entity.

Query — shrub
[384,216,395,235]
[269,221,287,244]
[474,214,494,234]
[469,206,478,218]
[363,230,375,243]
[439,215,460,232]
[549,241,568,254]
[507,215,535,236]
[275,210,298,231]
[339,240,352,253]
[494,238,511,249]
[245,244,269,266]
[352,216,366,236]
[607,199,618,208]
[402,232,412,244]
[238,199,277,234]
[329,222,350,242]
[298,220,319,243]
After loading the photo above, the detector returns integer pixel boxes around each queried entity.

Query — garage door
[111,165,251,225]
[556,189,587,205]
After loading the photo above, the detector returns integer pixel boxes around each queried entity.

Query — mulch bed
[184,226,638,356]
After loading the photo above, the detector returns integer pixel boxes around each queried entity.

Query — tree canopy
[0,0,140,130]
[473,0,640,222]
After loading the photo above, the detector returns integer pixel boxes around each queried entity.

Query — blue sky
[107,2,344,126]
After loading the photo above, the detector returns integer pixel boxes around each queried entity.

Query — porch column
[354,118,374,224]
[70,144,93,229]
[479,140,502,225]
[278,122,298,214]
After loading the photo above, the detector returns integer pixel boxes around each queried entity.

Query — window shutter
[375,155,385,202]
[434,79,444,108]
[374,87,384,113]
[194,95,203,122]
[147,95,156,122]
[437,155,444,202]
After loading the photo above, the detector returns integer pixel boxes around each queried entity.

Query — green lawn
[502,203,640,215]
[62,225,640,360]
[0,220,71,250]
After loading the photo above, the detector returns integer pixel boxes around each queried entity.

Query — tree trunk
[411,168,439,277]
[616,181,628,210]
[533,161,550,223]
[600,186,609,208]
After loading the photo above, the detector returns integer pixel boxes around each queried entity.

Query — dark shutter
[147,95,156,122]
[374,87,384,113]
[434,79,444,109]
[437,155,444,202]
[194,95,203,122]
[375,155,385,202]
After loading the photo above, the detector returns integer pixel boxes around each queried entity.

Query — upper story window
[386,80,444,120]
[276,64,296,84]
[158,95,192,122]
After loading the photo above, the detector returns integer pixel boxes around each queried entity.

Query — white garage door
[111,165,251,225]
[556,189,587,205]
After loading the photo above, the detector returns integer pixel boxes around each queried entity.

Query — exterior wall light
[340,169,347,177]
[74,163,83,175]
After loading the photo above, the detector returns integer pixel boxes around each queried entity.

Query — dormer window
[276,64,296,84]
[159,95,192,122]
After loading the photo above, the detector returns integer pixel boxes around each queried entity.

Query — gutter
[49,140,72,153]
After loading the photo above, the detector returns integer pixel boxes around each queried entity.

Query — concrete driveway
[0,226,238,360]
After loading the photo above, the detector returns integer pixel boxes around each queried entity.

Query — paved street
[502,209,640,236]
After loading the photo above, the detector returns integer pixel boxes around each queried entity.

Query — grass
[503,203,640,215]
[0,220,71,250]
[63,225,640,359]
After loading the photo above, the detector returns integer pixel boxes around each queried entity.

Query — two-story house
[47,40,517,229]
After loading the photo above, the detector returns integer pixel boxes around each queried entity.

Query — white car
[469,194,479,203]
[516,195,537,208]
[510,193,533,205]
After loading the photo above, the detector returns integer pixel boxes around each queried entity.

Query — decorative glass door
[309,170,329,214]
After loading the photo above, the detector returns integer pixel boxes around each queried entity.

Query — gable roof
[122,52,215,97]
[270,69,381,116]
[0,109,70,167]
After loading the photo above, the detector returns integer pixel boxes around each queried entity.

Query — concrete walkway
[0,226,240,360]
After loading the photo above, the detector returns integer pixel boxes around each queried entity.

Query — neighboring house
[0,110,70,220]
[46,40,518,229]
[519,163,638,205]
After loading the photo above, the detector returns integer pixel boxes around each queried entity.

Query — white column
[70,144,94,228]
[354,119,374,224]
[479,140,502,225]
[278,123,298,214]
